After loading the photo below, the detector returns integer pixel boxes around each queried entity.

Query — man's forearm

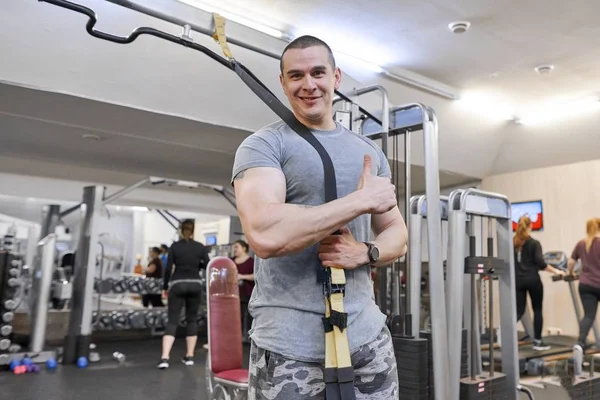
[246,192,366,258]
[371,222,408,267]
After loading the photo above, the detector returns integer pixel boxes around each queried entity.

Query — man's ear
[279,73,286,94]
[334,67,342,90]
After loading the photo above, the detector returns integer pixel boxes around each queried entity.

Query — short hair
[160,244,169,252]
[151,246,161,254]
[280,35,336,73]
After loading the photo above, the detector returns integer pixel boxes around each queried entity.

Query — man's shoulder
[245,120,288,141]
[349,130,385,154]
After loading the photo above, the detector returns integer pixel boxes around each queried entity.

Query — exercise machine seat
[215,369,249,384]
[206,257,248,387]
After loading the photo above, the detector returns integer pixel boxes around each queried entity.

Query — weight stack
[459,372,509,399]
[565,373,600,399]
[393,334,429,399]
[420,329,469,399]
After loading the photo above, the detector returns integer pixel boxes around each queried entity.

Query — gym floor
[0,337,566,400]
[0,338,250,400]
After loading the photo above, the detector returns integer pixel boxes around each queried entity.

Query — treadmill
[482,251,595,372]
[522,251,600,347]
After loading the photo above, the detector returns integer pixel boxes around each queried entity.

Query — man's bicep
[234,167,286,217]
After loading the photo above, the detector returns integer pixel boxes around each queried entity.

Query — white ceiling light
[456,90,516,121]
[178,0,284,39]
[448,21,471,34]
[518,96,600,125]
[132,206,149,212]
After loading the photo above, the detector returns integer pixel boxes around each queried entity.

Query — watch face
[371,246,379,261]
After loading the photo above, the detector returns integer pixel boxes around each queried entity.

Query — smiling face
[280,45,342,130]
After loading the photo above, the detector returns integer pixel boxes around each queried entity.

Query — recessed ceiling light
[82,134,101,141]
[448,21,471,34]
[534,64,555,75]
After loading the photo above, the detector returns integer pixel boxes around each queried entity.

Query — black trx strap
[37,2,355,398]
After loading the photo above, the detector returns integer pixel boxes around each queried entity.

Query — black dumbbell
[128,310,147,329]
[97,278,114,294]
[160,310,168,327]
[145,279,162,295]
[128,277,145,294]
[112,311,129,330]
[0,338,10,351]
[0,325,13,336]
[145,310,160,328]
[98,312,114,331]
[112,278,128,294]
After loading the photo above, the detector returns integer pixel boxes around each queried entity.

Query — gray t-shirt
[231,119,391,362]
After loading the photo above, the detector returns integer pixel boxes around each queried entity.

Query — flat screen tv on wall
[511,200,544,231]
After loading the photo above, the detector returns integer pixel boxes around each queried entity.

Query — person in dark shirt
[232,240,254,342]
[569,218,600,350]
[157,219,210,369]
[513,215,564,351]
[142,247,164,308]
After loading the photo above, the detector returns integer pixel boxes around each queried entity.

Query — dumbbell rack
[0,251,19,365]
[92,276,207,336]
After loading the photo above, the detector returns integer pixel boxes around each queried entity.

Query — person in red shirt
[232,240,254,342]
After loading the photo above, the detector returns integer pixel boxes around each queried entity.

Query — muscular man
[232,35,408,399]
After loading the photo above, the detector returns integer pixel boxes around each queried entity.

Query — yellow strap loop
[211,13,234,60]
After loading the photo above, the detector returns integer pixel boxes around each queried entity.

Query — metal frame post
[421,106,450,399]
[450,189,519,398]
[39,205,60,239]
[447,189,467,398]
[29,205,61,316]
[63,186,104,364]
[30,234,56,353]
[496,199,520,395]
[408,196,423,337]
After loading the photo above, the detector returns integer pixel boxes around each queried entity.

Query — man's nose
[302,76,317,91]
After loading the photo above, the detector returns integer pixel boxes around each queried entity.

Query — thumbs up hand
[356,154,397,214]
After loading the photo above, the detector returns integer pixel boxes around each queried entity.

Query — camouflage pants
[248,326,398,399]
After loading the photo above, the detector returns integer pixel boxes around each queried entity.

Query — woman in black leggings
[569,218,600,350]
[513,216,564,351]
[157,220,210,369]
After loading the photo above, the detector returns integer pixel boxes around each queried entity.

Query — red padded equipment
[215,369,249,384]
[207,257,248,380]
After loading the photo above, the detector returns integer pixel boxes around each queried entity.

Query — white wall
[140,211,231,266]
[482,158,600,339]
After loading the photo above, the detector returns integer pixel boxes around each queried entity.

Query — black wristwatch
[364,242,380,264]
